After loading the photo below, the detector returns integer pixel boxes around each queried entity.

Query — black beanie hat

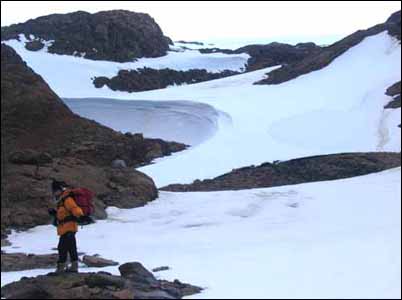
[51,180,67,193]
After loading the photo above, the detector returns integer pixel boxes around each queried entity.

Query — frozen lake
[63,98,226,146]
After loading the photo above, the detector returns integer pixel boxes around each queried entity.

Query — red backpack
[63,188,95,216]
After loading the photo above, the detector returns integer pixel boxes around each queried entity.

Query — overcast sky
[1,1,400,41]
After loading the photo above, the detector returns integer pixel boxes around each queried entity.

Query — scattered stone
[82,255,119,268]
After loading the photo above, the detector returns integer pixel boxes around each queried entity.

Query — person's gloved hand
[48,208,57,216]
[78,215,95,225]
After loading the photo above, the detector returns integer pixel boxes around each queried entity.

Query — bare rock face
[1,10,171,62]
[161,152,401,192]
[256,10,401,85]
[0,262,202,299]
[1,44,185,236]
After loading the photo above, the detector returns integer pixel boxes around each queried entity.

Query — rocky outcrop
[235,42,321,71]
[1,10,171,62]
[1,262,202,299]
[161,152,401,192]
[385,81,401,109]
[255,10,401,85]
[1,44,186,236]
[93,67,240,92]
[199,42,321,72]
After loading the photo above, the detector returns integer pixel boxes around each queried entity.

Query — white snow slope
[2,168,401,298]
[4,31,401,187]
[2,30,401,298]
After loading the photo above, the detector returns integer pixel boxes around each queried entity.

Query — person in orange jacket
[49,180,84,273]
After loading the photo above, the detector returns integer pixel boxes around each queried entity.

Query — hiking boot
[55,262,66,274]
[66,261,79,273]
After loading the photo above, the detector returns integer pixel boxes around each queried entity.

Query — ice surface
[63,98,228,146]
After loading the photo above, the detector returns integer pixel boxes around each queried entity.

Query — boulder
[119,262,158,285]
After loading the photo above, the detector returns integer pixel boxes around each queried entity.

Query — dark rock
[111,159,127,169]
[119,262,158,285]
[1,239,11,247]
[1,44,185,236]
[161,152,401,192]
[25,40,45,51]
[198,42,321,72]
[256,11,401,85]
[93,67,240,93]
[9,150,53,165]
[235,42,321,71]
[152,266,170,273]
[176,40,204,46]
[82,255,119,268]
[384,95,401,109]
[386,81,401,97]
[1,10,171,62]
[1,252,59,272]
[385,81,401,109]
[1,267,202,299]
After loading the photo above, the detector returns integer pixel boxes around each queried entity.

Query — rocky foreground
[162,152,401,192]
[1,262,202,299]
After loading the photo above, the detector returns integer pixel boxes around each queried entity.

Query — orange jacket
[56,190,84,236]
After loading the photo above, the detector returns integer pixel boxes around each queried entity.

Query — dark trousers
[57,232,78,263]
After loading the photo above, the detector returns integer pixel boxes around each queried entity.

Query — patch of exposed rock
[199,42,321,72]
[1,44,186,236]
[385,81,401,109]
[255,10,401,85]
[93,68,240,92]
[1,10,171,62]
[1,262,202,299]
[161,152,401,192]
